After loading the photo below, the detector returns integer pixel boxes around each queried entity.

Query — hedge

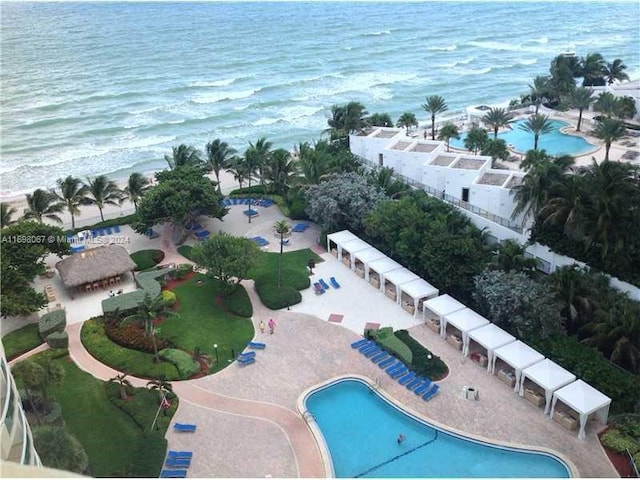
[161,290,177,307]
[366,327,412,365]
[253,275,301,310]
[39,310,66,339]
[177,245,195,262]
[45,331,69,349]
[130,250,165,271]
[600,429,639,454]
[1,324,44,360]
[71,213,138,235]
[395,330,448,380]
[158,349,200,378]
[102,267,174,314]
[223,284,253,317]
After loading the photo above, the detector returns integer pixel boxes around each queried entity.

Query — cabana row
[326,230,439,316]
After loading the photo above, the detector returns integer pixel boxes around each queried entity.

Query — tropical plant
[593,118,626,161]
[463,126,488,155]
[604,58,630,85]
[84,175,124,222]
[491,239,539,274]
[22,189,64,224]
[437,123,460,152]
[367,112,394,127]
[108,372,133,401]
[326,101,368,144]
[539,173,584,239]
[55,176,89,230]
[519,113,554,151]
[164,144,204,170]
[528,75,550,113]
[1,202,18,228]
[296,142,334,185]
[32,426,89,475]
[520,149,551,171]
[593,92,620,118]
[226,155,250,190]
[548,55,579,101]
[265,148,299,195]
[146,377,173,402]
[248,136,273,195]
[482,107,513,138]
[205,139,236,193]
[124,172,150,211]
[569,87,594,131]
[274,220,290,288]
[368,167,410,198]
[396,112,418,134]
[580,52,607,87]
[421,95,448,140]
[481,138,509,165]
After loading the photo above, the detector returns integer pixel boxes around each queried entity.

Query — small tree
[274,220,291,288]
[33,426,89,475]
[437,123,460,152]
[396,112,418,134]
[481,138,510,166]
[147,377,173,402]
[109,372,133,401]
[463,126,488,155]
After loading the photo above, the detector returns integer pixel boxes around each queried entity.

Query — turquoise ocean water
[1,1,639,198]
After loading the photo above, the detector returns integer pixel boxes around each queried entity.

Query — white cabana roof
[492,340,545,392]
[326,230,357,249]
[341,238,374,255]
[519,359,576,413]
[383,268,419,287]
[551,379,612,440]
[367,257,403,275]
[423,294,466,321]
[400,278,438,301]
[442,308,489,342]
[352,246,386,265]
[466,323,516,365]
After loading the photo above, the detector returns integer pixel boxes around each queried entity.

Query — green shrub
[395,329,449,380]
[72,213,138,235]
[600,429,640,454]
[367,327,412,365]
[105,383,178,433]
[177,245,195,262]
[229,185,267,195]
[161,290,177,307]
[130,249,165,271]
[610,414,640,438]
[105,318,169,354]
[254,275,301,310]
[39,310,66,339]
[158,349,200,378]
[42,402,65,427]
[174,263,193,280]
[634,451,640,468]
[1,324,44,360]
[223,285,253,317]
[102,267,174,314]
[45,331,69,349]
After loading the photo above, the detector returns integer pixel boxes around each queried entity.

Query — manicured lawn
[249,248,323,284]
[159,274,254,372]
[1,323,43,360]
[130,249,165,270]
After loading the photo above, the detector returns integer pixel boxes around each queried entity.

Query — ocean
[1,1,638,198]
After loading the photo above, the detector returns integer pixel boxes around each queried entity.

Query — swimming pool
[450,119,596,156]
[304,378,571,478]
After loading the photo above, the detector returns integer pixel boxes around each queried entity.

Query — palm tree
[366,112,393,127]
[482,107,514,138]
[437,123,460,152]
[539,173,584,239]
[274,220,290,288]
[604,58,630,85]
[368,167,409,198]
[109,372,133,401]
[164,144,204,170]
[265,149,299,195]
[569,87,594,132]
[23,189,65,224]
[421,95,448,140]
[519,113,554,151]
[396,112,418,134]
[247,137,273,194]
[463,126,488,155]
[205,139,236,193]
[528,76,550,114]
[492,239,539,274]
[55,176,89,230]
[147,377,174,402]
[593,92,619,118]
[1,202,18,228]
[593,118,626,161]
[580,52,607,87]
[226,155,250,190]
[481,138,509,166]
[84,175,124,222]
[297,143,334,185]
[124,173,150,211]
[122,293,178,363]
[326,102,368,145]
[520,149,551,171]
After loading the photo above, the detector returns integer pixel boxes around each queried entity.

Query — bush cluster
[395,330,448,380]
[45,331,69,349]
[104,318,168,354]
[223,284,253,317]
[365,327,412,365]
[1,323,43,360]
[161,290,177,307]
[254,275,301,309]
[600,429,639,454]
[158,348,200,378]
[39,309,66,339]
[130,249,165,271]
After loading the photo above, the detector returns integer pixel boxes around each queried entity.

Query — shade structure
[550,379,611,440]
[492,340,545,392]
[422,294,466,323]
[367,257,403,289]
[398,278,439,317]
[465,323,516,370]
[56,245,136,288]
[352,246,386,278]
[441,308,489,347]
[326,230,357,253]
[519,359,576,414]
[339,238,373,263]
[382,267,419,303]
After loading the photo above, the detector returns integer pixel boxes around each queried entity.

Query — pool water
[449,119,595,156]
[305,379,570,478]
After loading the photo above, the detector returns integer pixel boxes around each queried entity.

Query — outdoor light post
[213,343,219,364]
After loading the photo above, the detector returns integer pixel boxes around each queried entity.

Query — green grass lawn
[130,249,165,270]
[1,323,43,360]
[159,274,254,372]
[248,248,323,283]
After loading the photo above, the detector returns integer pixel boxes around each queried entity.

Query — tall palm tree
[1,202,18,228]
[297,144,334,185]
[368,167,410,199]
[274,220,290,288]
[325,102,368,144]
[593,92,619,118]
[421,95,448,140]
[396,112,418,134]
[593,118,626,161]
[23,189,65,224]
[84,175,124,222]
[226,155,250,190]
[520,149,551,171]
[108,372,133,401]
[492,239,539,274]
[604,58,630,85]
[366,112,393,127]
[146,377,174,402]
[519,113,554,151]
[164,144,204,170]
[482,107,514,138]
[265,149,299,195]
[569,87,594,131]
[242,144,265,223]
[580,52,607,87]
[55,176,89,230]
[247,137,273,194]
[437,123,460,152]
[539,173,584,239]
[481,138,509,166]
[124,172,150,211]
[463,126,488,155]
[205,139,236,193]
[528,75,550,114]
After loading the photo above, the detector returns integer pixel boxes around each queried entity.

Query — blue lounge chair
[248,341,266,349]
[168,451,193,459]
[230,198,237,205]
[398,372,416,385]
[71,245,85,254]
[364,347,382,358]
[371,353,390,364]
[237,356,255,366]
[351,338,368,349]
[319,279,330,290]
[194,230,210,238]
[261,199,274,207]
[160,469,187,478]
[97,228,106,236]
[386,362,405,374]
[406,377,424,391]
[330,277,341,288]
[166,457,191,468]
[224,198,232,206]
[390,367,408,379]
[113,225,121,233]
[173,423,196,433]
[314,282,324,295]
[360,344,378,355]
[358,341,375,352]
[238,351,256,358]
[414,380,433,395]
[423,384,440,401]
[378,357,396,369]
[91,229,98,237]
[105,227,113,235]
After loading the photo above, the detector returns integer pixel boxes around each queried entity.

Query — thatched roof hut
[56,245,136,288]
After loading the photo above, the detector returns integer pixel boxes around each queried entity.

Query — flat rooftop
[372,129,401,139]
[390,141,412,151]
[505,175,524,189]
[409,143,438,153]
[452,157,486,170]
[431,155,456,167]
[477,173,509,186]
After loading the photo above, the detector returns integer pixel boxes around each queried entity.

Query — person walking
[258,319,265,334]
[268,318,276,334]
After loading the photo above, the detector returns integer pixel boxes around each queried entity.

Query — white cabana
[441,308,489,343]
[326,230,358,257]
[336,237,371,264]
[465,323,516,369]
[367,257,403,290]
[382,268,419,303]
[422,294,466,322]
[550,380,611,440]
[398,278,439,317]
[492,341,545,392]
[519,359,576,414]
[351,246,386,277]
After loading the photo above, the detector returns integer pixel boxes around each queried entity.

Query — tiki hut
[56,245,136,297]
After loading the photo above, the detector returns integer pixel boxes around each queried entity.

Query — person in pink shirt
[268,318,276,334]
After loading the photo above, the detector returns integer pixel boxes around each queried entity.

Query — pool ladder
[302,411,315,423]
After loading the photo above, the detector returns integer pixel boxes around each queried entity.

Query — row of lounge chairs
[66,225,122,244]
[237,341,267,366]
[161,450,194,478]
[314,277,341,295]
[221,197,274,208]
[194,229,210,241]
[250,236,269,247]
[291,223,308,233]
[350,338,440,401]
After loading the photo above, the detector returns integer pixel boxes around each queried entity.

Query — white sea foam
[189,78,238,88]
[252,117,281,127]
[518,58,538,66]
[428,44,458,51]
[191,89,260,104]
[363,30,391,36]
[535,36,549,44]
[453,66,492,76]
